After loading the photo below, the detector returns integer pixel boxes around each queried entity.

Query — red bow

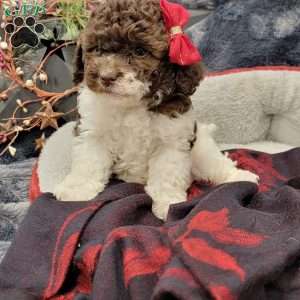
[160,0,202,66]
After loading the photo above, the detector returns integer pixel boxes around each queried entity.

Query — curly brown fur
[73,0,204,117]
[146,61,204,117]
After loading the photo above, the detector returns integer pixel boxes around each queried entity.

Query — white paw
[152,202,170,221]
[54,174,105,202]
[225,169,259,184]
[151,196,186,221]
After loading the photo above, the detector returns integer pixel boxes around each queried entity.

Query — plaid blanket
[0,149,300,300]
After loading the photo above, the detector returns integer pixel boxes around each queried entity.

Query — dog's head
[74,0,204,116]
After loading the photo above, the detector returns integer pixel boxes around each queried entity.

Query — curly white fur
[54,85,259,220]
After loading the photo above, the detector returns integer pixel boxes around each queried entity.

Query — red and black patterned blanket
[1,149,300,300]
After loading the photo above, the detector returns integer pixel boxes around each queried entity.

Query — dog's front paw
[152,201,170,221]
[146,186,187,221]
[54,175,105,202]
[151,195,186,221]
[225,169,259,184]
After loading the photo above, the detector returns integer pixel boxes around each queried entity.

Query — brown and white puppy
[54,0,258,220]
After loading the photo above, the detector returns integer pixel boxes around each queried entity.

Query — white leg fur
[54,133,113,202]
[145,146,192,220]
[191,123,259,184]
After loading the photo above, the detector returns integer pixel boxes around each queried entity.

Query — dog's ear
[148,62,205,118]
[175,63,205,97]
[73,37,85,85]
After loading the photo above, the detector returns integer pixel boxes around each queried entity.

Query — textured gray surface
[174,0,214,9]
[0,159,35,204]
[188,0,300,71]
[189,9,213,27]
[0,159,34,261]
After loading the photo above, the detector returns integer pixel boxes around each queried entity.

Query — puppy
[54,0,258,220]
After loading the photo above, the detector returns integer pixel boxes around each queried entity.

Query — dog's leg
[146,147,192,220]
[54,134,112,202]
[191,123,259,184]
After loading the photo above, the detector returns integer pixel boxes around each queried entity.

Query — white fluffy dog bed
[193,66,300,146]
[37,67,299,195]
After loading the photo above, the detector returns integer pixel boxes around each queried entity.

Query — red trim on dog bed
[207,66,300,77]
[29,162,42,203]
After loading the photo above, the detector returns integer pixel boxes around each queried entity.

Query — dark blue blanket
[188,0,300,71]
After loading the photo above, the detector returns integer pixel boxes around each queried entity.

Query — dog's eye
[87,45,105,54]
[87,46,99,53]
[134,47,147,57]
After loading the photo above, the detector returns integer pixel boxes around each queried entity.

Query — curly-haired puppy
[54,0,258,220]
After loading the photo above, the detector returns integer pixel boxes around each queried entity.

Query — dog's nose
[101,75,116,86]
[100,72,123,86]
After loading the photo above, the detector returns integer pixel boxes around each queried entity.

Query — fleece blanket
[173,0,214,9]
[0,160,34,262]
[188,0,300,71]
[1,148,300,300]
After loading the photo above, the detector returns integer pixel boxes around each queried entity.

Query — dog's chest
[110,111,153,154]
[105,109,157,182]
[78,88,195,183]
